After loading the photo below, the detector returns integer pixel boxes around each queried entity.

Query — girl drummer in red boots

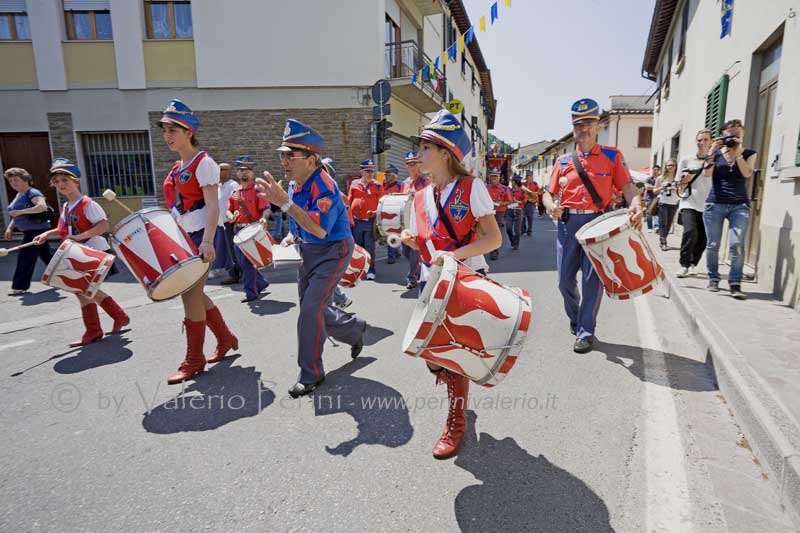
[32,158,129,347]
[400,111,502,459]
[157,99,237,385]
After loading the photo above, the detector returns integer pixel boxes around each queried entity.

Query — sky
[461,0,657,147]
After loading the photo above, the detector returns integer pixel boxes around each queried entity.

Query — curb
[660,268,800,524]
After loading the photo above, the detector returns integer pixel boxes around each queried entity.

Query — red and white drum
[110,207,209,301]
[233,223,274,269]
[339,244,371,288]
[402,256,531,387]
[376,193,412,238]
[41,240,115,299]
[576,209,664,300]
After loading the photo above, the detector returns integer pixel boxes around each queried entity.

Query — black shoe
[241,294,261,303]
[570,323,577,336]
[730,285,747,300]
[406,280,418,290]
[221,277,240,285]
[707,280,720,292]
[351,321,368,359]
[258,283,270,294]
[573,337,594,353]
[288,377,325,398]
[387,258,396,264]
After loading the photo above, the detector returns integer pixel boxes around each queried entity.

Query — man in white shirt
[676,129,713,278]
[216,163,242,284]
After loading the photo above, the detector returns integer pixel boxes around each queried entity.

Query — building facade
[642,0,800,309]
[597,95,653,171]
[0,0,495,229]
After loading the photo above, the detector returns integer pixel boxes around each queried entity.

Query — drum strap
[571,152,605,211]
[434,182,471,248]
[236,189,258,223]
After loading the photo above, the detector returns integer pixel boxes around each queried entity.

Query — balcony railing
[385,40,446,102]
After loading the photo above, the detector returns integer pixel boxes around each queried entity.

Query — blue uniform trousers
[522,203,535,234]
[557,213,604,340]
[402,244,420,283]
[506,209,523,248]
[233,226,269,299]
[352,218,376,274]
[297,237,365,384]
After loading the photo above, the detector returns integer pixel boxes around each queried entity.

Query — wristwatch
[280,200,293,213]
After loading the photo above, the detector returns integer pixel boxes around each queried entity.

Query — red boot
[205,305,238,363]
[167,319,206,384]
[69,304,104,347]
[99,296,130,334]
[432,370,469,459]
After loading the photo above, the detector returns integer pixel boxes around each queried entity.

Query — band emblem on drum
[316,197,332,213]
[449,189,469,223]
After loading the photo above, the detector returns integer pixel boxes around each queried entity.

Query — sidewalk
[645,225,800,522]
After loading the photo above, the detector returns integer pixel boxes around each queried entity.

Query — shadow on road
[20,288,66,306]
[53,335,133,374]
[245,298,296,316]
[141,355,275,434]
[314,356,413,457]
[454,411,613,532]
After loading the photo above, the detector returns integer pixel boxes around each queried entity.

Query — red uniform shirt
[510,188,527,206]
[348,179,382,220]
[548,144,631,211]
[526,181,540,203]
[166,151,208,213]
[382,179,403,195]
[414,178,478,266]
[228,183,269,225]
[486,183,512,212]
[402,175,430,193]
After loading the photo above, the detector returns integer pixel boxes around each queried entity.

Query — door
[1,133,55,228]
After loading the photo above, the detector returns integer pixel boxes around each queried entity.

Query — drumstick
[101,189,135,215]
[555,177,568,208]
[0,241,39,256]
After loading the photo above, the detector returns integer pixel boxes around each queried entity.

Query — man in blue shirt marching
[256,119,367,397]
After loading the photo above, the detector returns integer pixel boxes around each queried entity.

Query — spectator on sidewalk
[654,159,680,251]
[644,164,661,232]
[4,167,54,296]
[212,162,239,281]
[675,129,713,278]
[703,119,757,300]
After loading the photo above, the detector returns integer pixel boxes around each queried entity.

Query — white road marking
[634,296,693,533]
[0,339,35,352]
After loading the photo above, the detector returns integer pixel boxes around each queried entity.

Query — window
[705,74,730,135]
[81,132,154,197]
[145,0,192,39]
[0,10,29,40]
[670,132,680,161]
[385,14,400,78]
[64,1,112,40]
[638,127,652,148]
[678,0,689,61]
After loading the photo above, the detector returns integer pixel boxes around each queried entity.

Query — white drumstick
[102,189,135,215]
[387,234,402,248]
[555,177,568,208]
[0,241,40,256]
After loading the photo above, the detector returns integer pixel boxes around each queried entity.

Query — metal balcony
[385,40,446,113]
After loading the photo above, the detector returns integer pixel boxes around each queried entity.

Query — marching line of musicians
[3,96,642,460]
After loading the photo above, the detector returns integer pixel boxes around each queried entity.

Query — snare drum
[339,244,370,288]
[233,223,274,269]
[110,207,209,301]
[41,240,115,299]
[402,256,531,387]
[375,193,412,238]
[575,209,664,299]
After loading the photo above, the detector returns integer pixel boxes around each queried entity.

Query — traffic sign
[372,103,391,120]
[371,80,392,104]
[446,99,464,115]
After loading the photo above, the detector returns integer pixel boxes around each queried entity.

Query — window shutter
[705,74,730,135]
[0,0,26,12]
[63,0,110,11]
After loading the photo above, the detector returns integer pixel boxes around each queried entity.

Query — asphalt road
[0,215,793,532]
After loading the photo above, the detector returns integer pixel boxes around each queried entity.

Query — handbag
[22,190,55,223]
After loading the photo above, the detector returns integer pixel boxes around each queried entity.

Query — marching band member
[256,119,367,398]
[522,171,538,234]
[542,98,642,354]
[32,159,129,346]
[486,170,511,260]
[382,163,403,264]
[507,176,527,250]
[400,110,501,459]
[400,151,429,289]
[323,157,353,311]
[228,155,270,302]
[157,99,238,384]
[348,159,382,280]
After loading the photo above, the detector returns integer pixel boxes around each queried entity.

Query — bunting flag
[448,42,457,61]
[429,60,435,78]
[720,0,734,39]
[505,0,511,6]
[465,26,475,45]
[422,65,430,80]
[433,56,440,72]
[457,33,466,52]
[479,15,486,32]
[491,2,498,23]
[412,71,418,84]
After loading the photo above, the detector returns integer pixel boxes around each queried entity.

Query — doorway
[1,133,55,230]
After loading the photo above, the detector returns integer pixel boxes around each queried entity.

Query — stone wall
[47,113,77,163]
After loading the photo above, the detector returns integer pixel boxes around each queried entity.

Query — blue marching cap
[571,98,600,124]
[321,157,336,177]
[411,110,471,162]
[49,157,81,181]
[359,159,375,171]
[158,99,199,134]
[405,151,419,163]
[277,119,324,154]
[385,163,399,175]
[235,155,254,169]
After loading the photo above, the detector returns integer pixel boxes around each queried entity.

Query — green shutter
[705,74,729,135]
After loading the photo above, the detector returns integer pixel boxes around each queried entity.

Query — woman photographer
[703,119,756,300]
[4,167,54,296]
[653,159,680,251]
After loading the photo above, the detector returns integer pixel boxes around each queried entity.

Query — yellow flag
[505,0,511,6]
[479,16,486,32]
[442,50,448,64]
[457,34,466,52]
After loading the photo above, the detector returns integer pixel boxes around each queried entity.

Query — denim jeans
[703,202,750,285]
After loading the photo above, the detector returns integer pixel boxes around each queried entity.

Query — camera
[720,135,739,148]
[665,180,678,197]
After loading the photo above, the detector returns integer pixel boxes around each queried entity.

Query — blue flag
[720,0,734,39]
[491,2,498,24]
[448,42,457,61]
[465,26,475,45]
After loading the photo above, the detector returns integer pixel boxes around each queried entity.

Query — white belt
[567,209,600,214]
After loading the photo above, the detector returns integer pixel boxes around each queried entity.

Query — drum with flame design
[402,256,531,387]
[375,193,412,238]
[233,223,275,269]
[339,244,371,288]
[576,209,664,300]
[41,240,115,299]
[110,207,210,301]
